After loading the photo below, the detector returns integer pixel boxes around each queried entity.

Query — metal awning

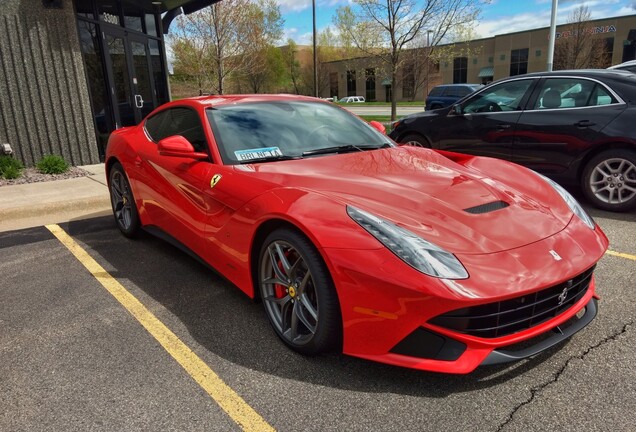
[153,0,223,33]
[478,67,494,78]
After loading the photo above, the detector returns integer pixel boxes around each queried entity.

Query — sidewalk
[0,164,111,232]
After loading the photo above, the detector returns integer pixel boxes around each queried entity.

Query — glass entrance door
[102,27,160,128]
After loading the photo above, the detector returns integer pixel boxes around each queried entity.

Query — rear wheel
[109,163,140,237]
[582,149,636,212]
[400,134,430,148]
[258,228,342,355]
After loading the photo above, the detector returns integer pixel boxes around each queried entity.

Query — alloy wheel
[589,157,636,205]
[260,240,319,347]
[110,170,134,231]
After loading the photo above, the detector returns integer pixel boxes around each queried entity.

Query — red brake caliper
[274,258,287,299]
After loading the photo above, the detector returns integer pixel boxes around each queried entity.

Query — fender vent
[464,200,509,214]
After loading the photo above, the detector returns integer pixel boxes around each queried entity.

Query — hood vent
[464,200,510,214]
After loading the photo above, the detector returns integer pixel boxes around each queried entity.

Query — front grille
[429,266,595,338]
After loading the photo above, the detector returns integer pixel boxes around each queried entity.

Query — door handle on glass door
[135,94,144,109]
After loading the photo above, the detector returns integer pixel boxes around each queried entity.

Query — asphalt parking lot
[1,205,635,431]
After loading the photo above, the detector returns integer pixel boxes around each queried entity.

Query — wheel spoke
[263,294,291,307]
[263,276,289,286]
[608,187,616,203]
[296,270,311,295]
[294,298,317,335]
[299,293,318,321]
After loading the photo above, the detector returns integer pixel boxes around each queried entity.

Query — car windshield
[206,101,391,164]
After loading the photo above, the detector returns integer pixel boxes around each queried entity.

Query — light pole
[547,0,558,71]
[313,0,318,97]
[425,30,433,100]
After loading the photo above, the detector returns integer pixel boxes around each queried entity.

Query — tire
[109,162,141,237]
[400,133,430,148]
[581,149,636,212]
[258,228,342,355]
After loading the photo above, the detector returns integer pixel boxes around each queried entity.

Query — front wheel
[582,150,636,212]
[400,134,430,148]
[258,228,342,355]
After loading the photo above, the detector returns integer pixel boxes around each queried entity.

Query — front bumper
[322,216,608,374]
[482,297,597,365]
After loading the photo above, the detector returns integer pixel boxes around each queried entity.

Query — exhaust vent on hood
[464,200,510,214]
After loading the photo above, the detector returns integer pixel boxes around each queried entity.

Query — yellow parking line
[606,250,636,261]
[46,224,275,432]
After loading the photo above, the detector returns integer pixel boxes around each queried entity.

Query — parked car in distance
[105,94,608,373]
[426,83,482,110]
[339,96,365,103]
[390,69,636,212]
[608,60,636,73]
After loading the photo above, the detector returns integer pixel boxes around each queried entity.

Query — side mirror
[158,135,208,160]
[449,104,463,116]
[369,120,386,135]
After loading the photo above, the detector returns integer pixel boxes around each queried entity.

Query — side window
[428,87,444,97]
[144,110,171,142]
[463,79,533,113]
[169,108,208,152]
[144,107,208,152]
[533,78,617,110]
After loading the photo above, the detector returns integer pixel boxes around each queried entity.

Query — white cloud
[275,0,349,13]
[476,0,624,38]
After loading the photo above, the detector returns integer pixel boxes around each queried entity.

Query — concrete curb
[0,195,111,221]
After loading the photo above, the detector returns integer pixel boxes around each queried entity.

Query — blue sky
[276,0,636,44]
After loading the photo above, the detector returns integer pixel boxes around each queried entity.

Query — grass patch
[0,155,24,179]
[36,155,69,175]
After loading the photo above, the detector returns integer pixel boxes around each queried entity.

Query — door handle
[575,120,595,128]
[134,94,144,109]
[496,124,511,131]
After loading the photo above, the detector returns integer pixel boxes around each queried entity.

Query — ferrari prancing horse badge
[210,174,222,188]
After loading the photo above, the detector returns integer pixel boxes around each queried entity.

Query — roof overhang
[149,0,223,33]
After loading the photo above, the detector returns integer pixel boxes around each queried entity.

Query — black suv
[390,70,636,212]
[425,84,482,110]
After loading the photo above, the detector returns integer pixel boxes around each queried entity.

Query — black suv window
[145,107,208,152]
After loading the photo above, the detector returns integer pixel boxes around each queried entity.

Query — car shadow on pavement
[63,216,570,397]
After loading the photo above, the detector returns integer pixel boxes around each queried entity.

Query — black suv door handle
[575,120,596,128]
[496,124,511,131]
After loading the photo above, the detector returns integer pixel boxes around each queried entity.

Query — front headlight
[347,206,468,279]
[536,173,595,229]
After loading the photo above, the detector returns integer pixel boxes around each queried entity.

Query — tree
[168,0,283,95]
[282,39,302,94]
[334,0,484,120]
[554,6,609,70]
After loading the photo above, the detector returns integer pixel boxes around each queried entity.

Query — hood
[234,147,572,255]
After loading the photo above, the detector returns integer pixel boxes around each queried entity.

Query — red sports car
[105,95,608,374]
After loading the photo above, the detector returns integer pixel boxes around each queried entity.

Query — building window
[453,57,467,83]
[510,48,529,76]
[329,73,338,99]
[365,68,376,102]
[347,70,356,96]
[402,64,415,99]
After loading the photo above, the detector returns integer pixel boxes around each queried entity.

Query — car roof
[171,94,324,110]
[485,69,636,87]
[608,60,636,69]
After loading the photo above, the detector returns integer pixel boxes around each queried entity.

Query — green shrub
[0,155,24,179]
[36,154,69,175]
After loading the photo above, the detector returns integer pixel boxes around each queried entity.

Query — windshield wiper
[237,154,302,164]
[302,144,389,157]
